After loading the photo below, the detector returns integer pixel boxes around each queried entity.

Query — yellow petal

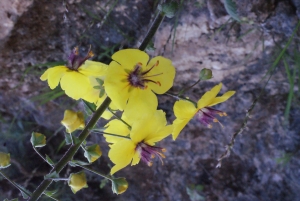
[109,139,136,175]
[124,88,157,121]
[60,71,91,100]
[172,118,191,140]
[147,56,176,94]
[105,61,130,110]
[142,110,170,144]
[174,100,197,119]
[129,110,171,145]
[41,66,68,89]
[112,49,149,71]
[131,151,140,165]
[197,83,222,109]
[208,91,235,106]
[78,60,108,77]
[146,125,173,145]
[104,119,130,143]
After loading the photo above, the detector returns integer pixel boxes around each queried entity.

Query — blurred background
[0,0,300,200]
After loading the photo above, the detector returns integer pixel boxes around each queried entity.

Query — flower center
[67,46,94,70]
[127,61,162,89]
[196,107,227,128]
[135,142,166,166]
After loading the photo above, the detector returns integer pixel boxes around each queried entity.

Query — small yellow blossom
[107,110,173,174]
[40,47,107,103]
[104,49,175,118]
[61,110,85,133]
[172,83,235,140]
[68,171,88,194]
[0,152,10,168]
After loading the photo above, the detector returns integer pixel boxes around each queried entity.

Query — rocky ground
[0,0,300,201]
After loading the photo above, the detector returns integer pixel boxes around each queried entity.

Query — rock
[0,0,33,47]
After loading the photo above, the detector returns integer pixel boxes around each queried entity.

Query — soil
[0,0,300,201]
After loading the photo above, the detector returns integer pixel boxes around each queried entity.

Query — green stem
[76,164,112,181]
[33,147,54,167]
[139,11,165,51]
[96,131,130,140]
[108,108,131,129]
[165,92,197,106]
[178,79,201,96]
[0,170,32,197]
[29,97,111,201]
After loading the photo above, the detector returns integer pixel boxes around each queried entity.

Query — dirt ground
[1,0,300,200]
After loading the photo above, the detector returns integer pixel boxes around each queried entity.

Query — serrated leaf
[224,0,240,22]
[31,132,46,147]
[83,144,102,163]
[46,155,55,166]
[44,171,59,180]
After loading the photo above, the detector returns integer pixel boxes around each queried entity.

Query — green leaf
[64,133,72,145]
[158,2,179,18]
[4,198,18,201]
[83,100,96,114]
[46,155,55,166]
[111,177,128,194]
[83,144,102,163]
[224,0,240,22]
[186,185,205,201]
[100,179,109,189]
[15,183,32,199]
[44,189,58,196]
[30,132,46,147]
[44,171,60,180]
[69,160,91,167]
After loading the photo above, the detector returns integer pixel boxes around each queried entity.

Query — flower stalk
[29,7,166,200]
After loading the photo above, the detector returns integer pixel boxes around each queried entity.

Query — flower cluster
[39,47,235,193]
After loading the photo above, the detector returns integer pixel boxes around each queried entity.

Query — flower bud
[68,171,88,194]
[61,110,85,133]
[199,68,212,80]
[0,152,10,168]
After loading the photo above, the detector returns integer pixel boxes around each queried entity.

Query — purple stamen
[136,142,166,166]
[127,60,162,89]
[196,107,227,128]
[66,46,94,70]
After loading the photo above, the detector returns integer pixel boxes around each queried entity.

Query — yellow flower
[61,110,85,133]
[40,47,107,103]
[107,110,173,175]
[68,171,88,194]
[0,152,10,168]
[172,83,235,140]
[104,49,175,118]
